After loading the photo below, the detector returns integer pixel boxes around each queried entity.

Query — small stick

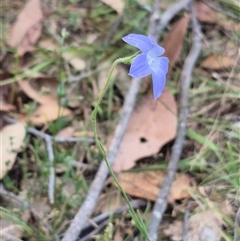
[78,220,109,241]
[147,2,203,240]
[28,127,94,144]
[234,207,240,241]
[44,134,55,204]
[3,115,94,143]
[82,199,147,231]
[154,0,192,39]
[3,116,93,203]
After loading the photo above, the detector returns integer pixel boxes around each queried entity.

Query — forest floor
[1,0,240,240]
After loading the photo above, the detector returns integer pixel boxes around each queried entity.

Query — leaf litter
[1,0,239,240]
[113,87,177,172]
[7,0,44,56]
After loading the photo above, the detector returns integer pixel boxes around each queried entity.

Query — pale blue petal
[129,54,152,78]
[148,35,165,56]
[151,69,167,99]
[149,56,169,74]
[122,34,152,53]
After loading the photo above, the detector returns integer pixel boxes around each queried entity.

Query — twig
[62,0,192,240]
[44,135,55,204]
[78,220,109,241]
[28,127,94,144]
[82,199,147,231]
[154,0,192,39]
[148,0,161,39]
[234,207,240,241]
[3,115,94,143]
[3,115,93,203]
[147,3,203,241]
[0,184,60,241]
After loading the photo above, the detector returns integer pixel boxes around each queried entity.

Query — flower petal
[129,54,152,78]
[148,35,165,56]
[151,69,167,99]
[149,56,169,74]
[122,34,152,53]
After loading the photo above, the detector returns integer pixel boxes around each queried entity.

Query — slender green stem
[91,54,150,240]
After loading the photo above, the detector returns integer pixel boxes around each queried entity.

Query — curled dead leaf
[101,0,125,15]
[201,55,235,70]
[0,122,26,179]
[27,103,72,125]
[7,0,44,56]
[56,127,75,138]
[19,79,57,105]
[112,87,177,172]
[162,15,190,67]
[115,171,196,202]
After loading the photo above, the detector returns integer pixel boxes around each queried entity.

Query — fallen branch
[147,2,203,240]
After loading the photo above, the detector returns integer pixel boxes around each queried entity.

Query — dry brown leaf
[116,171,195,202]
[101,0,125,15]
[62,52,86,71]
[112,87,177,172]
[187,210,222,241]
[7,0,43,56]
[195,2,218,23]
[0,122,26,179]
[162,15,190,67]
[201,54,235,69]
[19,79,57,105]
[96,191,126,213]
[27,103,72,125]
[56,127,75,138]
[38,39,58,51]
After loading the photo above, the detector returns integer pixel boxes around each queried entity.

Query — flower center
[147,54,154,66]
[147,54,155,66]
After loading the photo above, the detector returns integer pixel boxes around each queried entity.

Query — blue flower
[122,34,169,99]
